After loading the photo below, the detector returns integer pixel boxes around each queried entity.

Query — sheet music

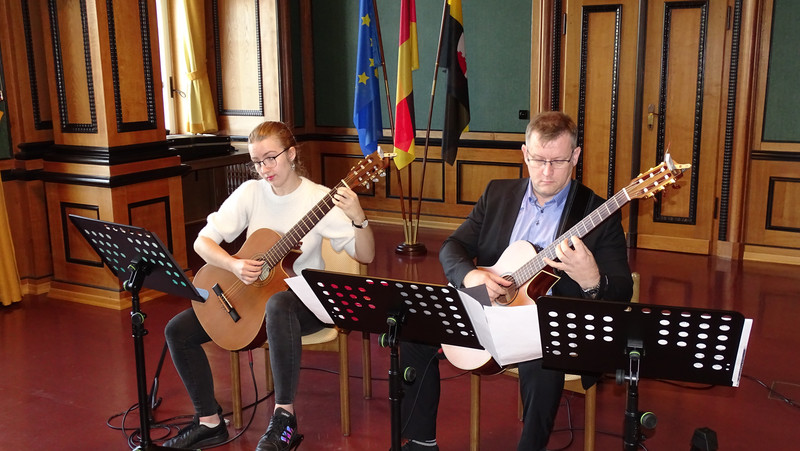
[732,318,753,387]
[458,289,543,366]
[286,275,334,324]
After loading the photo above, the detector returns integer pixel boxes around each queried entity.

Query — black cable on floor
[107,349,276,449]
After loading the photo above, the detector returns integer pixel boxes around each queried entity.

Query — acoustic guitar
[442,153,691,373]
[192,149,390,351]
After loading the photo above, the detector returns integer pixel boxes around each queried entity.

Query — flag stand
[367,0,466,256]
[397,0,467,256]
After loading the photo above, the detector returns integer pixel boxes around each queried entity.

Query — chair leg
[584,384,597,451]
[361,332,372,399]
[264,348,274,393]
[338,333,351,436]
[230,351,243,429]
[470,373,481,451]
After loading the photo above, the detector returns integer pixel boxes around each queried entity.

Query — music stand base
[395,242,427,256]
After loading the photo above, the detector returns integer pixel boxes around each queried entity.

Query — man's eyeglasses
[524,157,572,169]
[248,148,289,171]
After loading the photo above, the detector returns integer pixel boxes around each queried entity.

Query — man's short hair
[525,111,578,149]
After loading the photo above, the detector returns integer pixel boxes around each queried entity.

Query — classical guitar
[192,149,390,351]
[442,153,691,373]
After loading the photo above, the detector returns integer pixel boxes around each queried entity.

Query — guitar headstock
[345,147,394,190]
[624,153,691,200]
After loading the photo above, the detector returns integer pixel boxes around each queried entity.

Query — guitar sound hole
[495,276,518,306]
[256,265,273,285]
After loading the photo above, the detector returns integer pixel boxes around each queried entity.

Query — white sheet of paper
[458,290,498,357]
[285,275,334,325]
[732,317,753,387]
[457,289,543,367]
[484,304,542,366]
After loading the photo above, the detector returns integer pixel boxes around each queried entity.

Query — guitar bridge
[212,283,241,322]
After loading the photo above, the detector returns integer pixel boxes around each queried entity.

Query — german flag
[440,0,470,165]
[393,0,419,170]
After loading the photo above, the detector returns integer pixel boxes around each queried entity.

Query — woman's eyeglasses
[248,148,289,171]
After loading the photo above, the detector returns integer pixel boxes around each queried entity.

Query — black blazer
[439,178,633,303]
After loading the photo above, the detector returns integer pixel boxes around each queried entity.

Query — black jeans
[399,342,564,450]
[164,290,324,416]
[164,307,219,417]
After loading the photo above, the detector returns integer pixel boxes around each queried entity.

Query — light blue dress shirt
[509,180,570,251]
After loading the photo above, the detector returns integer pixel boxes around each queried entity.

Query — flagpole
[393,0,426,256]
[411,0,449,245]
[371,0,412,244]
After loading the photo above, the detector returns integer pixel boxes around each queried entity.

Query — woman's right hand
[228,258,265,285]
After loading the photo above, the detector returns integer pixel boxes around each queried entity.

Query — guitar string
[510,189,628,287]
[506,162,677,289]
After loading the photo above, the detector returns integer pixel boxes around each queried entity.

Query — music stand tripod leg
[126,259,190,451]
[618,341,657,451]
[381,313,404,451]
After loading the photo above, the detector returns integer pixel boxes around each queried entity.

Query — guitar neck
[513,188,631,284]
[260,181,347,269]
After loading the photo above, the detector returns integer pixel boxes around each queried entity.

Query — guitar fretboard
[256,180,349,279]
[511,188,631,285]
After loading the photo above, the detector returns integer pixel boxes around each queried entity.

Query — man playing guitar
[399,111,633,451]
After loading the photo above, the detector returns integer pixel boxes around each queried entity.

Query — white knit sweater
[198,177,357,274]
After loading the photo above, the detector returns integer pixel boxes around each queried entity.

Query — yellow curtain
[0,178,22,306]
[180,0,218,134]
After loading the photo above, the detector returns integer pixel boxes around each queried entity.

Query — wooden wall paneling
[45,183,119,303]
[562,1,639,234]
[712,0,753,260]
[0,1,55,292]
[44,0,103,144]
[42,0,165,147]
[117,176,189,270]
[104,0,163,141]
[45,173,189,309]
[0,0,54,145]
[300,139,528,228]
[635,0,727,255]
[213,0,281,136]
[744,156,800,253]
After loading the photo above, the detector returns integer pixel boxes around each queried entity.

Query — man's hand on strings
[543,235,601,290]
[463,268,512,302]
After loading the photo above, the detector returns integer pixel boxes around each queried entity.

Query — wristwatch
[352,217,369,229]
[582,275,605,299]
[582,283,601,299]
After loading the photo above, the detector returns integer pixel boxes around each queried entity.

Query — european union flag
[353,0,383,156]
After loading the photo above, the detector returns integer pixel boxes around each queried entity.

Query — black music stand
[69,215,208,451]
[536,296,751,451]
[301,269,483,451]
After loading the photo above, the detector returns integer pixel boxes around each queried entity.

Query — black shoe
[399,440,440,451]
[163,416,228,449]
[255,407,304,451]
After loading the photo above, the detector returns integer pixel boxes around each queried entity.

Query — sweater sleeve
[197,180,256,244]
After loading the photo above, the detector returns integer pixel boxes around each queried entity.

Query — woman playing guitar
[164,121,376,451]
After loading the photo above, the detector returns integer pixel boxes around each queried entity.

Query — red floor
[1,223,799,450]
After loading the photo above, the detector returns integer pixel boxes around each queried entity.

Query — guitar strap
[556,181,593,236]
[555,181,603,389]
